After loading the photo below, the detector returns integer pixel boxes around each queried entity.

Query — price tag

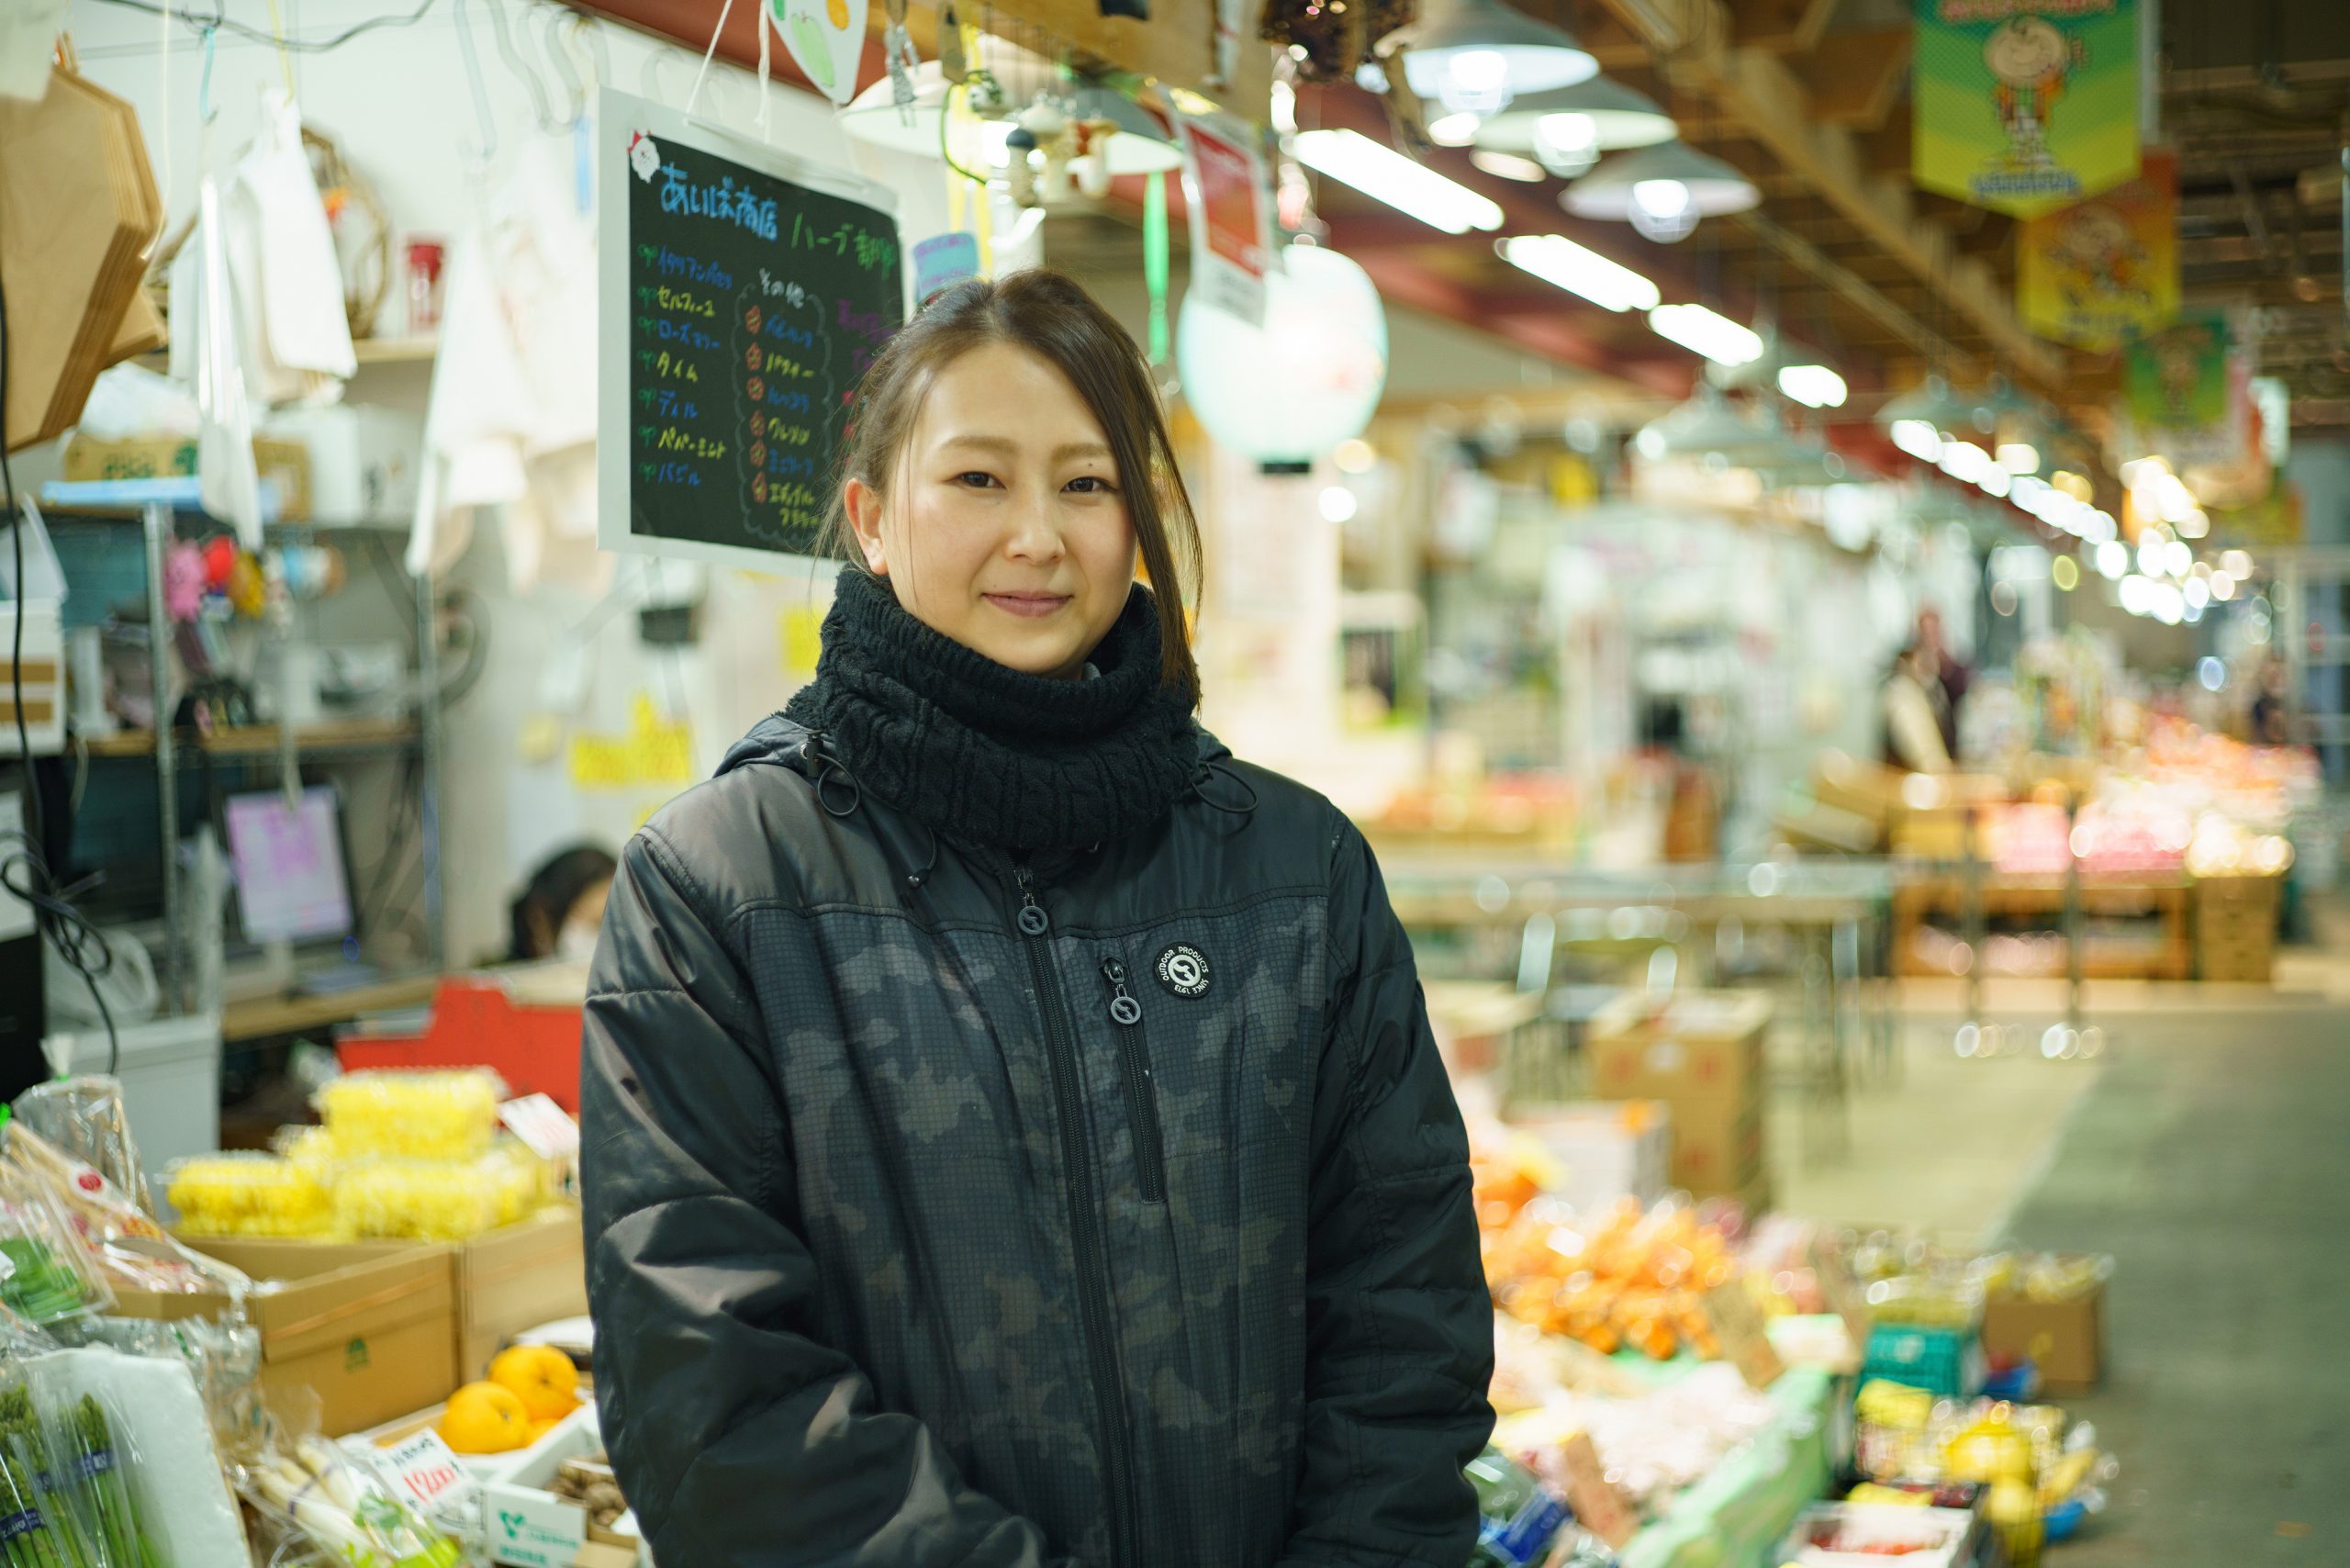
[384,1429,471,1510]
[500,1094,581,1162]
[1810,1238,1874,1369]
[1556,1430,1639,1551]
[1702,1281,1786,1390]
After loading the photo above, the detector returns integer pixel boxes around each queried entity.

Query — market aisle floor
[1995,992,2350,1567]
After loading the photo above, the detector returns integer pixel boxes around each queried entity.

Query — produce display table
[1617,1365,1840,1568]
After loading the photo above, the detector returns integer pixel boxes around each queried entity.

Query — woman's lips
[983,593,1071,619]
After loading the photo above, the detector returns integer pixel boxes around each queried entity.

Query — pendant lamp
[1874,375,1978,463]
[1562,141,1759,242]
[1177,246,1388,469]
[1472,75,1677,173]
[841,64,1181,175]
[1630,381,1776,467]
[1397,0,1599,117]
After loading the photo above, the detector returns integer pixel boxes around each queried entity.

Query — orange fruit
[439,1383,531,1454]
[489,1344,582,1422]
[523,1415,564,1445]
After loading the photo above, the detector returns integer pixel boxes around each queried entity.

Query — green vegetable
[0,1390,94,1568]
[0,1443,77,1568]
[0,1241,87,1326]
[66,1402,154,1568]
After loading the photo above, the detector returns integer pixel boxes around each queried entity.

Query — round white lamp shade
[1399,0,1599,113]
[1473,75,1677,157]
[1562,141,1761,242]
[1178,247,1388,467]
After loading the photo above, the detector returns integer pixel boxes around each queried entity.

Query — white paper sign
[501,1093,582,1161]
[385,1429,472,1510]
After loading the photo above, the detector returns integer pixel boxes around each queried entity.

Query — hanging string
[755,0,773,141]
[683,0,739,122]
[263,0,297,97]
[154,0,171,240]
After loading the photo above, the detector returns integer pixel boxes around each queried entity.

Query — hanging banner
[1913,0,2140,218]
[2121,306,2252,472]
[769,0,867,106]
[2019,149,2177,348]
[1175,108,1276,327]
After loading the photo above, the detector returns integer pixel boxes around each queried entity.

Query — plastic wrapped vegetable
[243,1436,460,1568]
[163,1158,333,1241]
[313,1070,504,1163]
[0,1386,98,1568]
[4,1125,222,1298]
[0,1165,111,1327]
[64,1397,156,1568]
[7,1083,157,1218]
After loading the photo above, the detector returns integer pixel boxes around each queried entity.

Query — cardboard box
[63,431,313,519]
[1505,1101,1670,1214]
[486,1406,646,1568]
[1587,991,1770,1103]
[456,1209,588,1383]
[1981,1280,2105,1394]
[1666,1093,1765,1196]
[116,1236,457,1435]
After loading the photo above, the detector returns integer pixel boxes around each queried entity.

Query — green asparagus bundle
[64,1402,154,1568]
[0,1440,84,1568]
[0,1389,95,1568]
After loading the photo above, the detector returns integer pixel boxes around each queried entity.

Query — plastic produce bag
[4,1118,230,1298]
[313,1070,505,1163]
[242,1429,461,1568]
[0,1156,112,1327]
[10,1081,157,1216]
[22,1346,252,1567]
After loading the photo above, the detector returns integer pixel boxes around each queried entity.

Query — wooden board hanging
[0,62,163,451]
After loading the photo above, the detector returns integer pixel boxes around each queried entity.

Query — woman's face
[845,342,1137,680]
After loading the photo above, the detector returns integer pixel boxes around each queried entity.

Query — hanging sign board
[767,0,868,106]
[1912,0,2140,218]
[2121,305,2251,472]
[2019,149,2177,349]
[1175,109,1276,327]
[598,86,906,571]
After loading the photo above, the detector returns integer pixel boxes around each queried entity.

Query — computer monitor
[223,785,354,946]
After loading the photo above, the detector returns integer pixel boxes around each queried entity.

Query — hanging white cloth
[223,91,357,405]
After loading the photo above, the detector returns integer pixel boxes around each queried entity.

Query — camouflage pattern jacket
[582,715,1494,1567]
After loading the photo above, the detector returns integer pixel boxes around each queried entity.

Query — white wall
[72,0,960,966]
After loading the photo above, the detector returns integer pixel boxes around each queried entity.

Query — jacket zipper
[1099,958,1168,1204]
[1010,862,1139,1568]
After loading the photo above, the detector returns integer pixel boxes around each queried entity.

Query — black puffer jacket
[583,652,1492,1566]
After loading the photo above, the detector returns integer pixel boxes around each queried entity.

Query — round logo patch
[1155,945,1212,998]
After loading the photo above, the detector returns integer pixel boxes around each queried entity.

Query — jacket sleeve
[1280,817,1497,1568]
[581,826,1075,1568]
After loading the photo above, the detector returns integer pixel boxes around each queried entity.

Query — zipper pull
[1101,958,1143,1026]
[1013,864,1050,935]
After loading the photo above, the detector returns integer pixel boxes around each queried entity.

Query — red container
[337,975,583,1112]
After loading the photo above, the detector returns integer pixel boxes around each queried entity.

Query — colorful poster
[2019,150,2177,348]
[2122,307,2252,472]
[1175,109,1276,327]
[1913,0,2140,218]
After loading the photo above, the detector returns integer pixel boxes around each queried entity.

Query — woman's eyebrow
[939,434,1113,464]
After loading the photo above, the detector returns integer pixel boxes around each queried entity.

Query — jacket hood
[716,713,817,778]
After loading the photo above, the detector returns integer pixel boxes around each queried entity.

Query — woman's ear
[844,477,889,576]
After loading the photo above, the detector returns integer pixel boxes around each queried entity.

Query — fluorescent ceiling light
[2165,540,2194,577]
[1977,465,2012,498]
[1500,233,1661,312]
[1401,0,1600,113]
[2221,549,2254,577]
[1474,75,1677,156]
[1292,129,1505,234]
[2096,541,2129,580]
[1647,302,1762,365]
[1998,442,2040,475]
[1429,111,1483,146]
[1470,149,1550,182]
[1777,364,1848,409]
[1889,420,1942,461]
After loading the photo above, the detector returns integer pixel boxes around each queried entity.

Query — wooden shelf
[84,717,420,758]
[221,972,443,1044]
[351,335,438,364]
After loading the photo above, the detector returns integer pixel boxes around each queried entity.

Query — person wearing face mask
[507,846,617,965]
[579,272,1494,1568]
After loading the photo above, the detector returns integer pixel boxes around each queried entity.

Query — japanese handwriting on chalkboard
[635,350,702,384]
[756,271,810,306]
[787,213,900,274]
[638,462,705,487]
[657,168,780,239]
[638,245,735,290]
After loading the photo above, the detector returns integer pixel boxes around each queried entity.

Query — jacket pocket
[1099,957,1168,1204]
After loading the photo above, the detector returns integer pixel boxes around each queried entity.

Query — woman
[581,272,1494,1568]
[507,845,616,963]
[1882,639,1954,775]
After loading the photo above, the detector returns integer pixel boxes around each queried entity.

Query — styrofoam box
[485,1405,652,1568]
[47,1011,222,1193]
[1779,1503,1977,1568]
[1507,1100,1671,1215]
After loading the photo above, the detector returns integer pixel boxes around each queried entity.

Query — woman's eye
[956,472,1002,489]
[1065,476,1115,495]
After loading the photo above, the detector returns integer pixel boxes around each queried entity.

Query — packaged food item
[329,1141,551,1242]
[11,1079,159,1216]
[246,1430,463,1567]
[6,1120,226,1296]
[166,1154,335,1240]
[1466,1446,1569,1568]
[314,1070,504,1162]
[0,1157,114,1325]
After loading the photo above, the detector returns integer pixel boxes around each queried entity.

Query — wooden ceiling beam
[1589,0,2065,391]
[1796,28,1912,130]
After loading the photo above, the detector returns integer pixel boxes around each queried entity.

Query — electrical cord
[89,0,440,54]
[2,269,120,1075]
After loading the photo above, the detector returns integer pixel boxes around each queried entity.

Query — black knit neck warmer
[783,571,1199,853]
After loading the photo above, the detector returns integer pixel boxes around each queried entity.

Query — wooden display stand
[2195,875,2282,983]
[1890,873,2193,980]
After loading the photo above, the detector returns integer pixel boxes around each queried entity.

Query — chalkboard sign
[598,87,907,569]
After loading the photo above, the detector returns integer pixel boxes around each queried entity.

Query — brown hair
[824,269,1202,706]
